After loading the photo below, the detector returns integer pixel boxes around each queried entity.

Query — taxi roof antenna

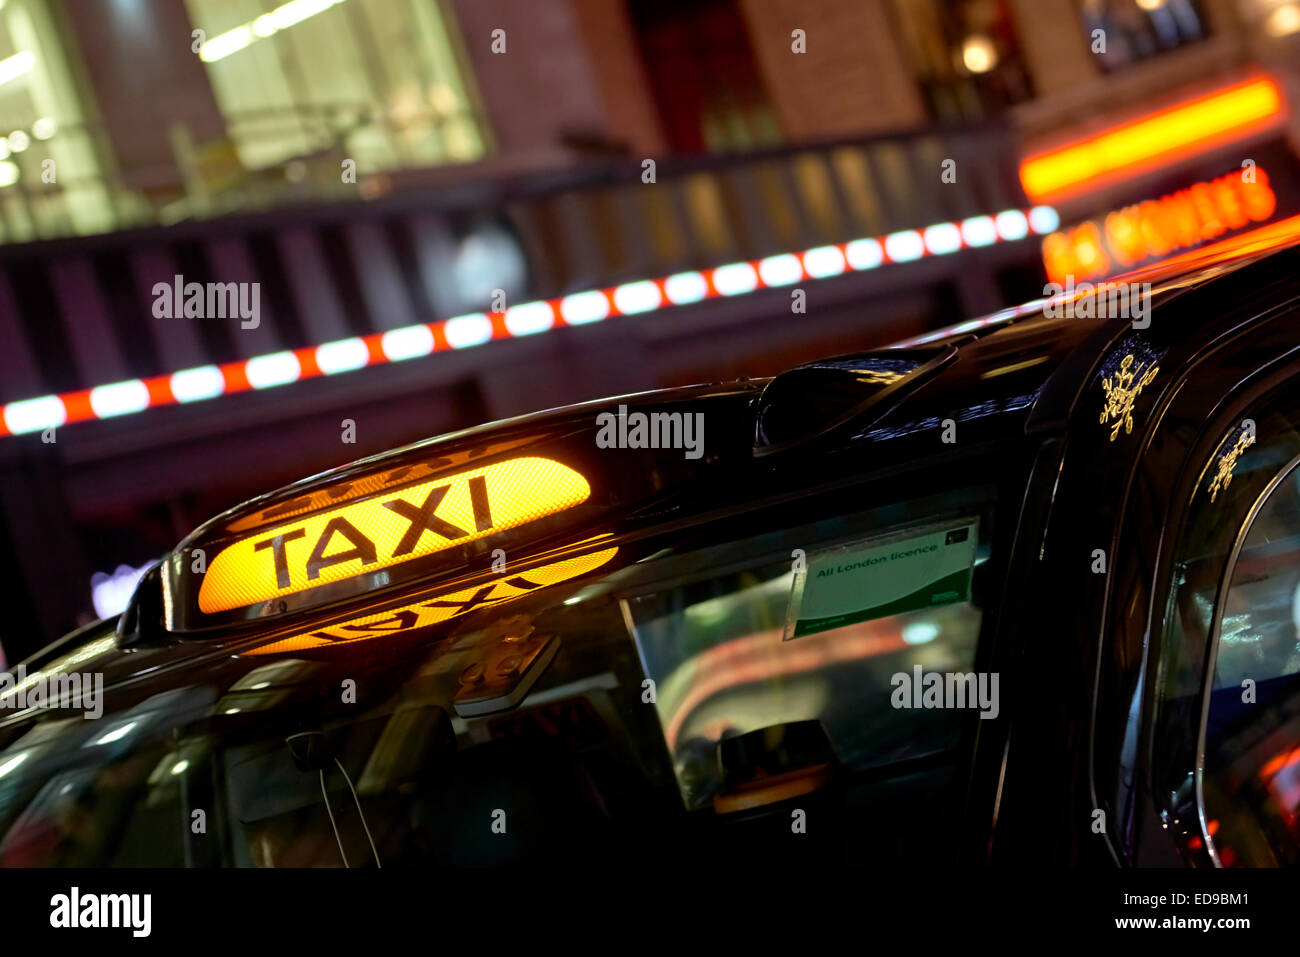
[285,731,382,869]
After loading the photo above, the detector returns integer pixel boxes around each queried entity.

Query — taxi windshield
[0,482,999,867]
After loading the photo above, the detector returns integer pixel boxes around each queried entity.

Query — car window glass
[0,486,1000,866]
[1203,460,1300,866]
[624,514,989,810]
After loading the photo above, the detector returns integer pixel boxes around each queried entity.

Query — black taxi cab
[1,225,1299,870]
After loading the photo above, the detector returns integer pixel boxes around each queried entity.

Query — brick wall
[568,0,667,155]
[739,0,927,139]
[447,0,610,159]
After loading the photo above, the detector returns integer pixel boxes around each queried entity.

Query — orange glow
[245,547,618,655]
[1110,211,1300,285]
[1020,77,1284,202]
[661,620,910,750]
[199,457,591,613]
[1041,168,1277,285]
[1260,744,1300,779]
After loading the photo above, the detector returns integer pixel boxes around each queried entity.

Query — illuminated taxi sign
[222,435,540,535]
[245,547,618,655]
[198,456,591,614]
[1042,168,1278,285]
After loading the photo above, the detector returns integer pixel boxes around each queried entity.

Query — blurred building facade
[6,1,1295,242]
[1,0,1299,652]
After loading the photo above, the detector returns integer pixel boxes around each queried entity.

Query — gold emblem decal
[857,370,904,385]
[1208,427,1256,502]
[1100,353,1159,441]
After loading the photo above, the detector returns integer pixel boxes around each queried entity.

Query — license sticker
[784,518,979,640]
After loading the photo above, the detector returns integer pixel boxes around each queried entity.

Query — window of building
[629,0,780,154]
[889,0,1035,121]
[1078,0,1210,73]
[0,0,117,243]
[184,0,486,175]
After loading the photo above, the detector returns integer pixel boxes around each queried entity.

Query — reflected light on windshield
[903,622,940,644]
[90,722,137,746]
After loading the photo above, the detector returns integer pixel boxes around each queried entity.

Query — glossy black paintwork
[753,344,960,455]
[992,246,1300,867]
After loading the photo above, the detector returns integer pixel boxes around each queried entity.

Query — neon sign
[1041,168,1277,285]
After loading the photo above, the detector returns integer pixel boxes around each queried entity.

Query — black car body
[2,232,1299,869]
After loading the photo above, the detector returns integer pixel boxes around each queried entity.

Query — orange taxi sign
[197,456,591,613]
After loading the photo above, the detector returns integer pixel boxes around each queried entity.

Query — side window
[0,722,186,867]
[623,490,996,813]
[1153,392,1300,867]
[1203,460,1300,866]
[0,673,219,868]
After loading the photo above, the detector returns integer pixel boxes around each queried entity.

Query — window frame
[1011,267,1300,868]
[1109,309,1300,866]
[1192,447,1300,865]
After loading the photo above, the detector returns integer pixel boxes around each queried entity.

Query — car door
[988,249,1300,867]
[1097,292,1300,866]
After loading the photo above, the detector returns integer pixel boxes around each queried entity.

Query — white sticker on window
[783,518,979,640]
